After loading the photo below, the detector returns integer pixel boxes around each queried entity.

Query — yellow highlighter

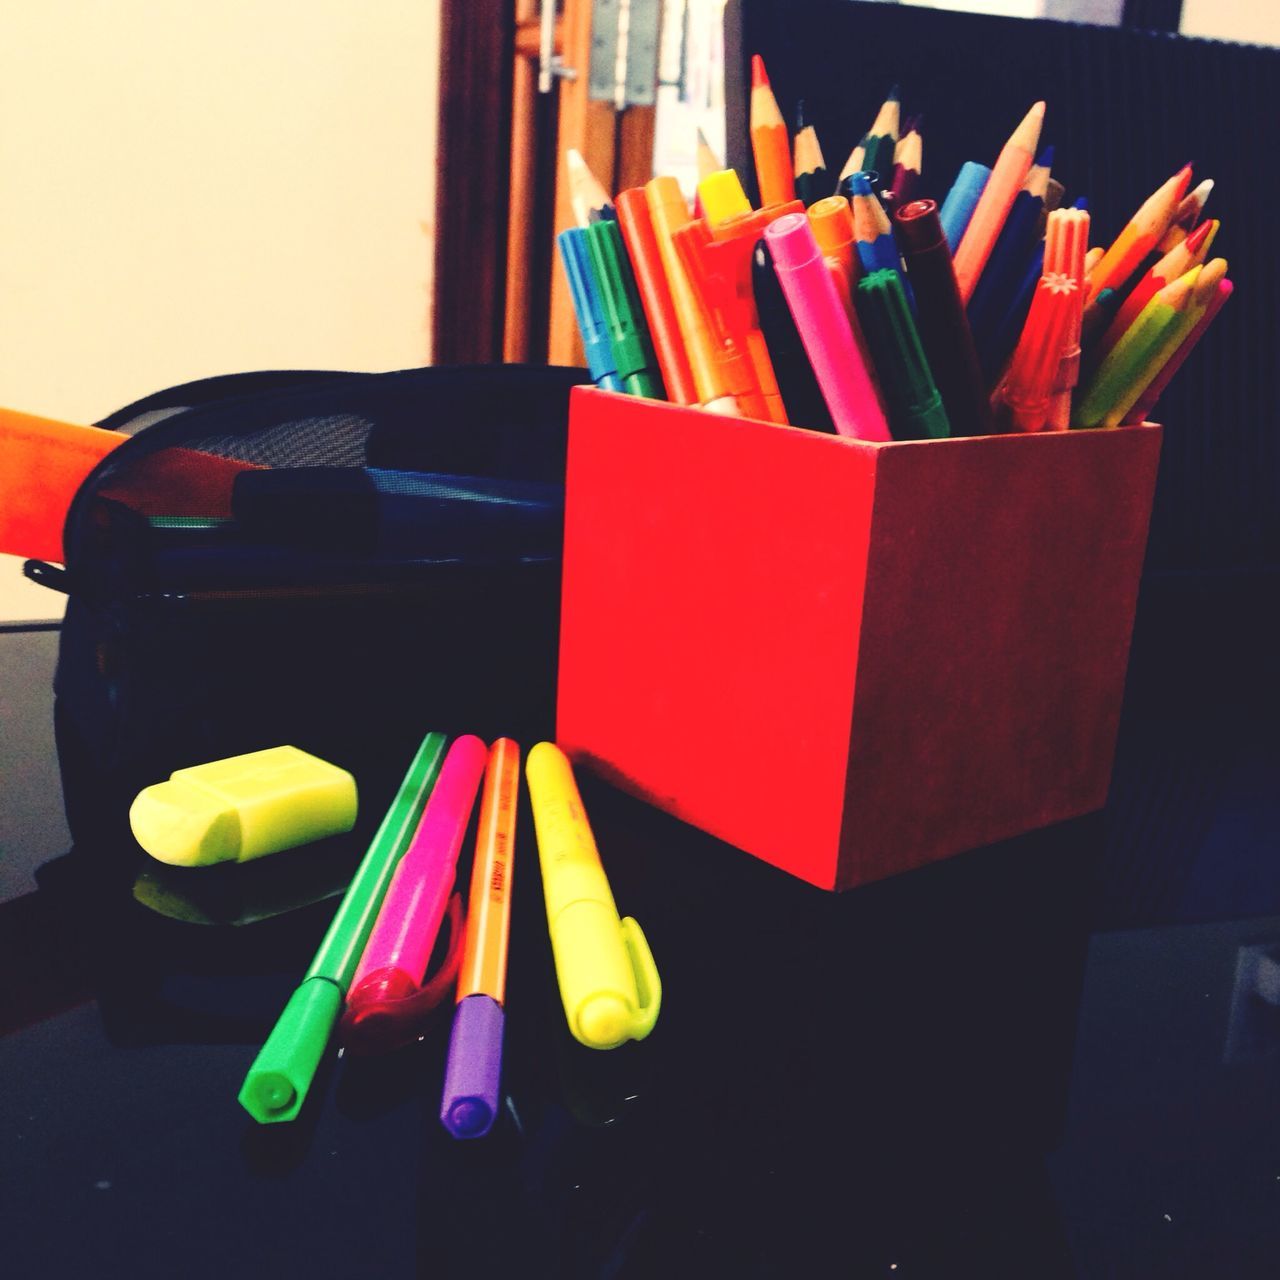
[129,746,357,867]
[525,742,661,1050]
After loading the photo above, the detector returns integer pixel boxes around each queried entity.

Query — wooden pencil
[566,148,614,227]
[750,54,795,206]
[1085,163,1192,302]
[793,102,829,207]
[953,102,1046,303]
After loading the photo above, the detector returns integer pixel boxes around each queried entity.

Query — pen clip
[618,916,661,1041]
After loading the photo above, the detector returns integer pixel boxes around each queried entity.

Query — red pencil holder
[557,387,1161,890]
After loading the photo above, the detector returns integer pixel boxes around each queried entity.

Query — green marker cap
[856,268,951,439]
[238,979,341,1124]
[585,219,663,395]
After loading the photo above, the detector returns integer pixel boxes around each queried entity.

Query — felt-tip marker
[526,742,660,1050]
[440,738,520,1139]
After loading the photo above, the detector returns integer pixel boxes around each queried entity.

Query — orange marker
[1,407,259,562]
[439,737,519,1139]
[1086,163,1193,302]
[645,176,740,414]
[953,102,1046,303]
[696,200,803,424]
[457,738,519,1004]
[673,219,771,421]
[808,195,859,322]
[1,409,123,562]
[615,189,700,405]
[749,55,795,207]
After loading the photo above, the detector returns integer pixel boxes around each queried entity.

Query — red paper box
[557,387,1162,890]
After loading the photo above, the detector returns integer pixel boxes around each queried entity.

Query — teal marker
[856,269,951,440]
[556,228,623,392]
[584,219,665,399]
[238,732,449,1123]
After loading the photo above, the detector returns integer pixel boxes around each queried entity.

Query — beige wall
[1182,0,1280,44]
[0,1,441,620]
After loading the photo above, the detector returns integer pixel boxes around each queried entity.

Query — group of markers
[239,734,660,1137]
[557,52,1230,440]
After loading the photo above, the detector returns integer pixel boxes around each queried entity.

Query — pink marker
[343,734,488,1038]
[764,212,891,441]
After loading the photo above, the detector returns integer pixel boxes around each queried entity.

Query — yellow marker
[698,168,752,228]
[129,746,357,867]
[525,742,661,1050]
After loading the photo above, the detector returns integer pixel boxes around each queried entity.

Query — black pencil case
[25,363,591,852]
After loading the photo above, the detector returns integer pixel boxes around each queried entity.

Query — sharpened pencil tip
[1073,196,1088,210]
[1184,219,1215,253]
[752,54,769,89]
[1036,144,1055,167]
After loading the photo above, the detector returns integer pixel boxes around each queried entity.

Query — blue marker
[939,161,993,253]
[556,228,624,392]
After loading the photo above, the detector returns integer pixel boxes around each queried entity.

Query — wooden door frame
[432,0,515,364]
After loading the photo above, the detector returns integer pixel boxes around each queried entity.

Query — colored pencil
[566,148,614,227]
[1085,162,1192,302]
[890,115,923,204]
[859,86,901,185]
[953,102,1046,303]
[1106,257,1227,426]
[1122,272,1231,425]
[966,146,1054,368]
[793,102,829,207]
[1156,178,1213,254]
[696,128,723,183]
[750,54,795,207]
[1096,218,1218,359]
[1074,266,1200,427]
[849,172,899,277]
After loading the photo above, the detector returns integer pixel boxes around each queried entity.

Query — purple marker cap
[440,994,504,1139]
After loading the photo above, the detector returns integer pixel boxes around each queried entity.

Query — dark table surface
[3,570,1279,1280]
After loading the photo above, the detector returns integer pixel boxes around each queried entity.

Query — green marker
[585,219,665,400]
[238,732,449,1123]
[856,268,951,440]
[1073,266,1199,428]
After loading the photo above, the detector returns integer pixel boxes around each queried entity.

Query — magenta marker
[763,212,891,441]
[342,735,488,1043]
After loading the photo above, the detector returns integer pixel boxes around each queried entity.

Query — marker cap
[807,195,855,257]
[238,978,341,1124]
[892,198,945,253]
[440,994,505,1139]
[698,169,752,227]
[551,906,661,1050]
[763,212,821,272]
